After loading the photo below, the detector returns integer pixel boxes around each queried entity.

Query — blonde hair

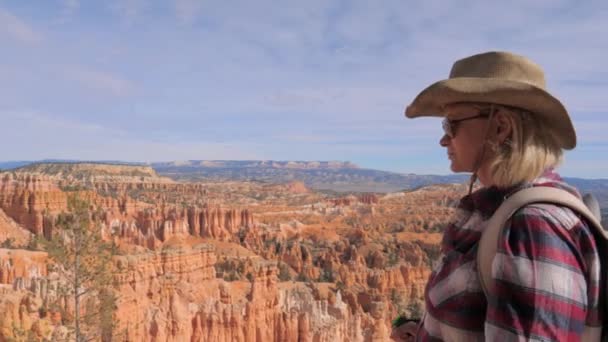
[487,106,563,188]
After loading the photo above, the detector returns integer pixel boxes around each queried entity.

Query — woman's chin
[449,162,461,172]
[449,164,471,174]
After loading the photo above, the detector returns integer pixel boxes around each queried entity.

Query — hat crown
[449,51,547,90]
[405,50,576,149]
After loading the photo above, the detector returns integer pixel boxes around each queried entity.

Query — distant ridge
[1,160,354,170]
[151,160,359,169]
[0,159,144,170]
[150,160,468,192]
[1,160,606,196]
[12,162,158,178]
[0,161,34,170]
[0,159,467,192]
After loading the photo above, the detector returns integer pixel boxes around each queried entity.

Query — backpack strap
[583,193,602,222]
[476,186,607,341]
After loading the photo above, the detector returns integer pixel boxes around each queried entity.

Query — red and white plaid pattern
[416,170,601,341]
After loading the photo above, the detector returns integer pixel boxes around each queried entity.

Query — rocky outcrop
[0,248,48,285]
[188,206,254,240]
[286,181,309,194]
[16,162,167,181]
[0,288,53,341]
[0,166,461,341]
[191,265,366,342]
[0,173,67,237]
[330,194,378,207]
[0,232,427,342]
[0,208,31,246]
[114,243,217,289]
[110,243,392,342]
[0,248,56,340]
[111,243,217,341]
[358,194,379,205]
[0,172,257,250]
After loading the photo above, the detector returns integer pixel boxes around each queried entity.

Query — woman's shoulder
[500,198,597,266]
[507,175,589,233]
[512,201,585,232]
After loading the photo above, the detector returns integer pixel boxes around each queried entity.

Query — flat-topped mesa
[155,160,360,170]
[15,162,159,178]
[271,161,359,169]
[14,163,175,189]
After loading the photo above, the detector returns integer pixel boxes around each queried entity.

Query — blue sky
[1,0,607,177]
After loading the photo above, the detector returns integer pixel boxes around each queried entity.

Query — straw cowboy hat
[405,51,576,149]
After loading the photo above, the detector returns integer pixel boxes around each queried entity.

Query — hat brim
[405,77,576,149]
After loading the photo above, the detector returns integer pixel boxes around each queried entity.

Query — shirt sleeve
[484,204,596,341]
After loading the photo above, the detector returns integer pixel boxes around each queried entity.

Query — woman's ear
[494,111,513,143]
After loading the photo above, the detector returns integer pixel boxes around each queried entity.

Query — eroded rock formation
[0,165,462,341]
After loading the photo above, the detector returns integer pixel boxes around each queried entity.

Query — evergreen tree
[43,196,119,342]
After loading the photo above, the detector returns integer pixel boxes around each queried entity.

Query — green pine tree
[42,196,119,342]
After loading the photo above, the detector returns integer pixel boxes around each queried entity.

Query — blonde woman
[391,51,602,341]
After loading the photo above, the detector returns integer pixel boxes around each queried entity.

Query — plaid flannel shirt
[416,170,601,341]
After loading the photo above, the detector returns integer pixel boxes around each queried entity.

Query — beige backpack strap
[477,187,606,341]
[477,186,605,296]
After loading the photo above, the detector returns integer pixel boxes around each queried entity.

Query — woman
[391,51,602,341]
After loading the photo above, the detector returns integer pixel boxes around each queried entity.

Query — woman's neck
[475,164,493,188]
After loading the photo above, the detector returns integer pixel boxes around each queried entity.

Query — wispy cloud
[57,0,80,23]
[1,109,123,137]
[65,67,136,97]
[109,0,147,25]
[0,7,41,44]
[1,1,608,177]
[175,0,203,25]
[0,108,260,161]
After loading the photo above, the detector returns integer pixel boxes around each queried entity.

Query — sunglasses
[442,112,490,138]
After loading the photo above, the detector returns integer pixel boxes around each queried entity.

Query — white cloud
[0,7,41,44]
[260,85,407,119]
[105,140,264,162]
[0,108,261,161]
[1,109,123,136]
[65,67,136,97]
[171,1,608,121]
[110,0,147,25]
[2,0,608,177]
[175,0,204,25]
[57,0,80,22]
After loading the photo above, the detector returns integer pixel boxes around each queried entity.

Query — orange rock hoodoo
[0,168,461,341]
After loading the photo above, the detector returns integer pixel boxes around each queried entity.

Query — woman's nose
[439,134,450,146]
